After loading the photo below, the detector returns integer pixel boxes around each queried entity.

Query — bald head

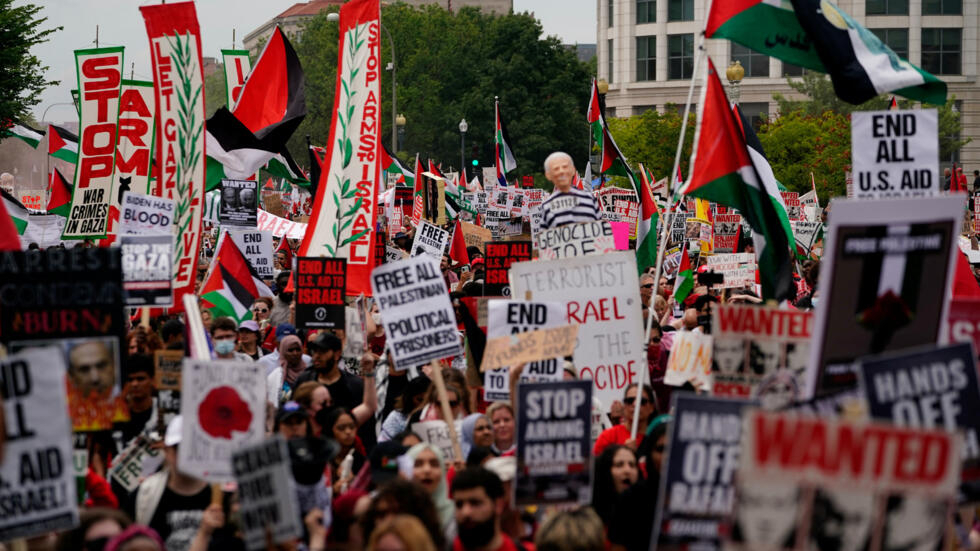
[544,152,575,192]
[682,308,699,331]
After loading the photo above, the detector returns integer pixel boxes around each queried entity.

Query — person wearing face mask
[210,317,254,362]
[269,271,293,326]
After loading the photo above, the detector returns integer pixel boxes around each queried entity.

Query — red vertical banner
[299,0,380,296]
[141,2,206,309]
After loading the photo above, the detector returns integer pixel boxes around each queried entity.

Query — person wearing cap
[275,400,312,440]
[296,332,364,412]
[210,317,254,362]
[236,320,265,361]
[130,416,213,550]
[257,323,311,376]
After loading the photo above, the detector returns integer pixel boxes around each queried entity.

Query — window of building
[608,38,614,83]
[637,0,655,23]
[635,105,657,115]
[869,28,909,60]
[731,43,770,78]
[608,0,614,26]
[668,0,694,21]
[738,102,769,131]
[921,28,961,75]
[782,63,806,77]
[636,36,656,81]
[668,34,694,80]
[866,0,909,15]
[922,0,961,15]
[606,107,617,118]
[942,100,962,166]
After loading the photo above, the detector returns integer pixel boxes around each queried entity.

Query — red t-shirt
[453,535,521,551]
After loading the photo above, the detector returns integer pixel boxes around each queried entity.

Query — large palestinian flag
[707,0,946,105]
[1,120,44,148]
[1,189,29,235]
[636,163,660,275]
[200,234,273,323]
[47,168,73,217]
[47,124,79,163]
[679,59,794,302]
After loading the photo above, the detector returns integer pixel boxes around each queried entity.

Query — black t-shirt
[116,407,153,444]
[296,368,375,451]
[148,485,211,550]
[608,475,660,551]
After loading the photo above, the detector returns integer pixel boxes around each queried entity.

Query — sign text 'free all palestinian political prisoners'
[232,437,302,550]
[372,255,463,369]
[180,359,266,482]
[296,257,346,330]
[219,179,259,227]
[653,394,754,550]
[121,234,174,307]
[228,229,274,278]
[0,348,78,540]
[515,380,592,506]
[484,300,568,401]
[852,109,939,200]
[509,251,645,410]
[858,342,980,501]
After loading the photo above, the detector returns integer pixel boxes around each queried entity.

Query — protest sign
[484,300,567,400]
[711,304,812,408]
[703,252,757,290]
[20,190,44,212]
[411,219,449,259]
[653,394,753,549]
[731,408,960,551]
[0,248,124,344]
[120,191,174,235]
[947,298,980,360]
[713,213,741,253]
[154,350,183,414]
[295,257,346,330]
[514,380,592,506]
[385,245,404,264]
[180,359,266,482]
[663,331,713,391]
[510,251,646,410]
[663,245,682,277]
[21,214,68,249]
[63,47,124,240]
[232,437,302,550]
[852,109,939,199]
[372,256,463,369]
[791,220,823,258]
[220,179,259,227]
[461,221,492,253]
[121,234,174,307]
[485,240,531,297]
[806,196,964,398]
[481,325,579,372]
[411,419,463,462]
[110,79,156,226]
[858,343,980,501]
[536,220,615,260]
[780,191,802,221]
[108,434,164,492]
[670,212,688,245]
[0,348,79,540]
[228,229,274,278]
[256,208,307,239]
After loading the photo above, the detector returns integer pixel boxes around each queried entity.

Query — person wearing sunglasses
[593,383,656,456]
[639,273,656,319]
[250,297,273,326]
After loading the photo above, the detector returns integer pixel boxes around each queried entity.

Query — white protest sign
[372,255,464,369]
[410,219,450,259]
[229,229,275,277]
[0,348,78,540]
[108,434,165,492]
[120,191,175,236]
[852,109,939,199]
[180,359,266,482]
[232,437,302,550]
[412,419,464,462]
[21,214,68,249]
[484,300,567,400]
[663,331,713,390]
[537,220,615,260]
[509,251,645,410]
[255,208,307,240]
[385,245,404,263]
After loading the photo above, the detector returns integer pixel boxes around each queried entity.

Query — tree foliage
[606,106,695,185]
[288,4,594,180]
[0,0,60,123]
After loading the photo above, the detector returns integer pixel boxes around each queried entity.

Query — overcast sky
[24,0,596,123]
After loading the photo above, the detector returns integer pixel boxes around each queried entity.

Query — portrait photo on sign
[11,336,128,431]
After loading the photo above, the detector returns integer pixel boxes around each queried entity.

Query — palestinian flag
[308,142,325,198]
[411,154,423,223]
[47,124,79,163]
[587,79,603,140]
[2,120,44,148]
[200,234,274,323]
[679,59,794,302]
[733,104,797,262]
[205,108,284,190]
[636,163,660,275]
[232,26,306,144]
[381,142,412,182]
[449,219,470,266]
[1,189,29,235]
[47,168,73,217]
[674,242,693,304]
[707,0,946,105]
[265,152,309,187]
[494,97,517,186]
[598,122,636,187]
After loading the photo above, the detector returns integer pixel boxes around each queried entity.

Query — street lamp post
[396,113,406,152]
[328,13,398,151]
[726,60,745,105]
[458,118,468,176]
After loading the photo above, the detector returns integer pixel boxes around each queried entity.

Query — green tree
[0,0,60,122]
[606,106,695,187]
[289,4,594,181]
[204,68,227,117]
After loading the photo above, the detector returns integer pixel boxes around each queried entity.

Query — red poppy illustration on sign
[198,385,252,439]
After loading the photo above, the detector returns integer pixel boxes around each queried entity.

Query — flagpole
[633,36,706,440]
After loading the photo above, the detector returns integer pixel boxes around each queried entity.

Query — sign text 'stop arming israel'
[851,109,939,200]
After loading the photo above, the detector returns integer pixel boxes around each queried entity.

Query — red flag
[276,234,293,268]
[47,168,72,217]
[411,154,424,223]
[0,191,21,252]
[587,79,602,125]
[953,250,980,298]
[231,26,305,142]
[449,219,469,266]
[889,96,898,110]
